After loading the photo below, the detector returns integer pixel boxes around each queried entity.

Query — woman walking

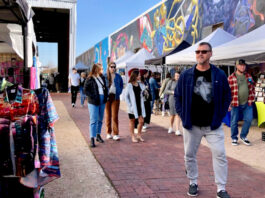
[104,62,123,141]
[84,63,108,147]
[80,72,87,107]
[159,73,171,116]
[164,71,182,136]
[125,70,146,143]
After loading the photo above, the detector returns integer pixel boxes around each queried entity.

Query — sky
[38,0,162,67]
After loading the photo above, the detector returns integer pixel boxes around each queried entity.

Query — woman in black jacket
[84,63,108,147]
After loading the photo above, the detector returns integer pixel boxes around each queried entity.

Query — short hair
[72,67,77,71]
[198,42,212,51]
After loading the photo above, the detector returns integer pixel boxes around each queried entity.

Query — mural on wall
[94,37,109,73]
[202,0,265,37]
[110,0,202,60]
[76,47,94,69]
[110,22,140,61]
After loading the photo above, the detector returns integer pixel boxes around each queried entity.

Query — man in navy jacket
[174,42,231,198]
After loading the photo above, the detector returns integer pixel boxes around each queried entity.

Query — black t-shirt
[191,67,214,127]
[133,84,142,116]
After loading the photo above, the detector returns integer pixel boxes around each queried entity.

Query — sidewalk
[44,99,118,198]
[51,93,265,198]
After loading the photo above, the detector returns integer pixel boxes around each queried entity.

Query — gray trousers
[183,125,227,190]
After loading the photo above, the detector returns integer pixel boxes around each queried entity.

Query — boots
[90,138,96,148]
[96,134,104,143]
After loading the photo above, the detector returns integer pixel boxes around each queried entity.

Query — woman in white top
[125,70,146,143]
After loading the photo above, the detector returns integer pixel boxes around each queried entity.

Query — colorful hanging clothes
[0,85,39,177]
[0,85,60,188]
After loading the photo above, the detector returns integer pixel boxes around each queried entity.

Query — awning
[165,28,236,65]
[0,0,34,24]
[145,40,190,65]
[211,24,265,65]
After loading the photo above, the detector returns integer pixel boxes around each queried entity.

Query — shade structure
[74,62,89,70]
[117,48,155,69]
[165,28,236,65]
[211,24,265,65]
[145,40,190,65]
[115,51,134,68]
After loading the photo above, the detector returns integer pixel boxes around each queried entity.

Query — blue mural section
[94,37,109,73]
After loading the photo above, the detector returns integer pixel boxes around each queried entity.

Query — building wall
[202,0,265,37]
[77,0,265,68]
[110,0,202,61]
[94,37,109,73]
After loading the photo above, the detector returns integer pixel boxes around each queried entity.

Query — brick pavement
[53,93,265,198]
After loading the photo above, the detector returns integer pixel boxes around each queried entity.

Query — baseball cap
[235,59,246,66]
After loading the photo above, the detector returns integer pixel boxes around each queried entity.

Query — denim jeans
[231,103,253,140]
[88,95,105,138]
[80,86,86,105]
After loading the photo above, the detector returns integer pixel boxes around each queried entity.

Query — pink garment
[30,67,37,89]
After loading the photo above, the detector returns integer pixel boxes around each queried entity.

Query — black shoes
[217,190,231,198]
[232,139,238,146]
[90,138,96,148]
[240,137,251,146]
[96,134,104,143]
[187,183,198,197]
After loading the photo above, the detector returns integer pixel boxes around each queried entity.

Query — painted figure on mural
[232,0,255,36]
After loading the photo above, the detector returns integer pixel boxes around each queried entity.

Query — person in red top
[228,59,255,146]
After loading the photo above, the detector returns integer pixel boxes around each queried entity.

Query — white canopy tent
[117,48,155,69]
[165,28,236,65]
[211,24,265,65]
[115,50,134,69]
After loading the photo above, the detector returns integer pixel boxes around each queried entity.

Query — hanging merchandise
[0,78,60,197]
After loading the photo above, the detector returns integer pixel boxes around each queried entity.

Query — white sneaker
[134,129,138,134]
[106,134,112,139]
[168,127,173,133]
[175,130,182,136]
[72,103,75,107]
[143,124,148,129]
[113,135,120,141]
[142,127,147,132]
[162,111,165,117]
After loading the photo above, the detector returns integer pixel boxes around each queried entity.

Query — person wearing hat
[228,59,255,146]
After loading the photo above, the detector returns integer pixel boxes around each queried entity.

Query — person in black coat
[84,63,108,147]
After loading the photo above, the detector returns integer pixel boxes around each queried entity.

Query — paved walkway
[51,94,265,198]
[44,100,118,198]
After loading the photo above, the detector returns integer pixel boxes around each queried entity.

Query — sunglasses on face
[195,50,211,54]
[110,66,116,69]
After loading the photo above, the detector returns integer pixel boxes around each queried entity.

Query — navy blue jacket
[174,64,231,130]
[104,73,123,100]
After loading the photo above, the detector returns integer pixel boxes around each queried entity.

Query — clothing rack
[0,82,60,198]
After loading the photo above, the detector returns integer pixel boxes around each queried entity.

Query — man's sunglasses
[195,50,211,54]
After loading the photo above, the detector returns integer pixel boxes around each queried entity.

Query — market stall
[165,28,236,65]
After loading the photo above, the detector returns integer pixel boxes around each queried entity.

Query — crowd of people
[66,41,261,198]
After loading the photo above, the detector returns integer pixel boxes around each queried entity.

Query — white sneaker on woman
[175,130,182,136]
[106,134,112,139]
[168,127,173,133]
[113,135,120,141]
